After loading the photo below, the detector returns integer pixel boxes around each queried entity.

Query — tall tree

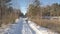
[0,0,12,27]
[27,0,41,18]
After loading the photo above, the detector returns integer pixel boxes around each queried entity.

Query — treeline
[0,0,23,27]
[26,0,60,18]
[42,3,60,16]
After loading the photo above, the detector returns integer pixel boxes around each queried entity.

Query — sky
[11,0,60,15]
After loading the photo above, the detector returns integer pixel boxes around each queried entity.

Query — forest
[0,0,23,27]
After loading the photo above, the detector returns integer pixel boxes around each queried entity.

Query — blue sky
[11,0,60,14]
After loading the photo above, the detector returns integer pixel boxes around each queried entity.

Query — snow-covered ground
[0,17,58,34]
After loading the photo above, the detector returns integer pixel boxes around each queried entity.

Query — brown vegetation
[0,0,23,27]
[30,17,60,33]
[26,0,60,33]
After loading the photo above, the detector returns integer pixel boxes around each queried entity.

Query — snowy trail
[22,19,35,34]
[4,18,36,34]
[4,18,24,34]
[0,17,58,34]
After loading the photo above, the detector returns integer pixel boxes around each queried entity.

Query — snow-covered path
[4,18,36,34]
[0,17,58,34]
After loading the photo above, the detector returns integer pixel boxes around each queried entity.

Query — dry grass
[30,17,60,33]
[0,12,19,26]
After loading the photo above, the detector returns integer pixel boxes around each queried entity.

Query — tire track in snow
[22,19,36,34]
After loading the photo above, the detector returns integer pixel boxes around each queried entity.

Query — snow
[28,21,58,34]
[0,17,58,34]
[15,18,19,23]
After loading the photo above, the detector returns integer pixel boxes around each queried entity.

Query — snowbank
[28,21,58,34]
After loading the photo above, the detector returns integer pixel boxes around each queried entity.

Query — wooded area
[0,0,60,33]
[26,0,60,33]
[0,0,23,27]
[26,0,60,18]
